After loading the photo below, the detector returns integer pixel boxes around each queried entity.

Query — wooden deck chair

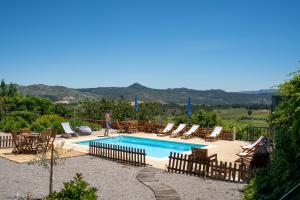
[205,126,223,141]
[181,125,200,139]
[157,123,174,137]
[188,148,218,174]
[241,136,264,151]
[37,129,57,152]
[20,128,30,134]
[116,120,126,133]
[191,148,217,162]
[170,124,186,138]
[235,150,254,164]
[11,132,25,154]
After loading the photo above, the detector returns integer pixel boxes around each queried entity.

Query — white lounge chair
[235,136,265,164]
[241,136,264,151]
[181,125,200,139]
[170,124,186,138]
[205,126,223,141]
[157,123,174,137]
[61,122,78,138]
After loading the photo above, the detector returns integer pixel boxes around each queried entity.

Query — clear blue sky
[0,0,299,91]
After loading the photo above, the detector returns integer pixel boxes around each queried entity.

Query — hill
[17,83,275,105]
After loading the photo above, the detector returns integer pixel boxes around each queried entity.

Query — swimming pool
[74,136,206,158]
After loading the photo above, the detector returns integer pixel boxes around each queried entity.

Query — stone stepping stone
[137,167,180,200]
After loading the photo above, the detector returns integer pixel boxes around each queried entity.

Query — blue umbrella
[134,96,138,112]
[187,96,191,118]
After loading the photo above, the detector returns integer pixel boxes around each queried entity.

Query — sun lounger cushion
[163,123,174,133]
[61,122,75,134]
[172,124,186,134]
[242,136,264,149]
[183,125,200,136]
[209,126,223,137]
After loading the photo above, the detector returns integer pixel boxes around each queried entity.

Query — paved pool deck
[60,129,249,169]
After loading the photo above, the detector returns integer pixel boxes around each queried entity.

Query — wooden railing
[236,126,272,141]
[167,152,251,183]
[89,142,146,167]
[0,135,14,149]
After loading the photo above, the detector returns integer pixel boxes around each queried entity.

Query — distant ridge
[239,89,277,94]
[17,83,275,105]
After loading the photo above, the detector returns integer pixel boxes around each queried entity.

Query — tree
[29,141,68,195]
[243,70,300,199]
[0,79,8,96]
[8,83,17,96]
[248,110,252,116]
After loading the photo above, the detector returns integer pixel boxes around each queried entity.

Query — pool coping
[66,134,213,161]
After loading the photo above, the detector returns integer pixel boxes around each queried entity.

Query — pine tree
[0,79,8,96]
[8,83,17,96]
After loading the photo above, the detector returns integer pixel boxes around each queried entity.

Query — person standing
[104,112,111,136]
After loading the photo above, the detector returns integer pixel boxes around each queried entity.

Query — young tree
[29,140,69,195]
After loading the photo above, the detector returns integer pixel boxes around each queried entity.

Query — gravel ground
[0,156,244,200]
[156,171,244,200]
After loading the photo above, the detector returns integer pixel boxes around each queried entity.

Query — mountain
[17,83,274,105]
[17,84,96,102]
[240,89,277,94]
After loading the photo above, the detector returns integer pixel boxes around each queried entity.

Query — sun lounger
[235,137,265,163]
[157,123,174,137]
[181,125,200,139]
[205,126,223,141]
[61,122,78,138]
[170,124,186,138]
[241,136,264,151]
[235,150,254,164]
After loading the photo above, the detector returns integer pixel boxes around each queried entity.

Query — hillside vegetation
[17,82,275,105]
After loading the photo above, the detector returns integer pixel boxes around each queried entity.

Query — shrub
[53,103,73,117]
[8,110,39,123]
[31,114,64,133]
[47,173,98,200]
[0,116,29,132]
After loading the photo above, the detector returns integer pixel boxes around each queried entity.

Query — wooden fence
[89,142,146,167]
[0,135,14,149]
[167,152,251,183]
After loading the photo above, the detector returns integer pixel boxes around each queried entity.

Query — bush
[53,103,73,117]
[47,173,98,200]
[69,118,101,131]
[7,110,39,123]
[31,114,64,133]
[0,116,29,132]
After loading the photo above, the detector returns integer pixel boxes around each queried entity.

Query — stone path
[136,167,180,200]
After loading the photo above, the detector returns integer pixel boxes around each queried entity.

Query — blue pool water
[74,136,206,158]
